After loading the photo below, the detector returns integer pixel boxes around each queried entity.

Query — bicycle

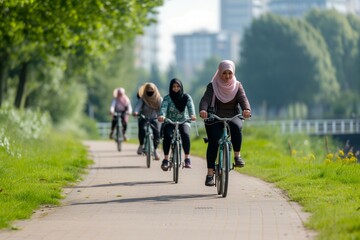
[113,112,125,152]
[204,113,244,197]
[165,118,192,184]
[138,114,158,168]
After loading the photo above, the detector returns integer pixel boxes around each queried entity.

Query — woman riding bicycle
[199,60,251,186]
[158,78,196,171]
[133,82,162,160]
[109,87,132,140]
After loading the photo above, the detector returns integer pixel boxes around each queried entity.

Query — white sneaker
[154,151,160,160]
[137,145,143,155]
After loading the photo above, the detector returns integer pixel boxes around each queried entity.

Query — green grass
[0,107,93,229]
[0,132,92,229]
[191,125,360,240]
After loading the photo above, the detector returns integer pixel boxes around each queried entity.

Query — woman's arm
[186,94,197,121]
[199,83,213,112]
[158,95,169,122]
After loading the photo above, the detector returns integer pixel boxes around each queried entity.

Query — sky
[156,0,219,70]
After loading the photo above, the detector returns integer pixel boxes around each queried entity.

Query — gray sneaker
[161,159,169,171]
[205,175,215,186]
[184,158,191,168]
[154,151,160,160]
[234,156,245,168]
[137,145,143,155]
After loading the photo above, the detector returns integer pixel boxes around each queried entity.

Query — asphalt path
[0,140,316,240]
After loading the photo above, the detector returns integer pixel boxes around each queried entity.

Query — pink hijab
[113,87,130,106]
[211,60,239,103]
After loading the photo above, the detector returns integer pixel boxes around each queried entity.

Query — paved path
[0,140,316,240]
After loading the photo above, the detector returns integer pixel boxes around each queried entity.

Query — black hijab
[169,78,189,112]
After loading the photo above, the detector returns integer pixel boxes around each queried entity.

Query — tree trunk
[14,61,28,108]
[0,53,9,107]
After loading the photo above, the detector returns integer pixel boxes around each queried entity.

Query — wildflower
[324,159,332,165]
[338,150,345,157]
[326,153,334,160]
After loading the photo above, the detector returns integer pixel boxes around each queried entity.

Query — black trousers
[138,118,161,149]
[111,115,127,135]
[204,117,243,169]
[162,123,191,156]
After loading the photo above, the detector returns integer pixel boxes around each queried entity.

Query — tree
[0,0,163,111]
[189,56,221,106]
[240,13,339,118]
[305,9,358,90]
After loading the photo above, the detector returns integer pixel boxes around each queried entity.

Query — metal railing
[250,119,360,135]
[97,119,360,139]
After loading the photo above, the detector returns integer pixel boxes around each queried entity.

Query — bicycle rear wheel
[221,142,231,197]
[172,142,180,183]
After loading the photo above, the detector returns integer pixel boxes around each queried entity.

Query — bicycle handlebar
[138,114,158,121]
[165,118,192,125]
[205,113,244,122]
[113,111,127,116]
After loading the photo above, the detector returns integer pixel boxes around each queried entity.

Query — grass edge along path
[0,133,93,230]
[191,126,360,240]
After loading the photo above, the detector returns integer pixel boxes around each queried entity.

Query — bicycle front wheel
[172,142,181,183]
[221,142,231,197]
[116,126,122,152]
[215,155,222,195]
[145,135,152,168]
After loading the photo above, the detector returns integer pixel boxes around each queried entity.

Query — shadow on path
[70,193,217,205]
[68,180,172,189]
[90,165,146,170]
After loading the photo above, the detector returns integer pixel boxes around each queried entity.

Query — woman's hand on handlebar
[190,115,197,121]
[243,109,251,119]
[199,110,208,119]
[158,116,165,123]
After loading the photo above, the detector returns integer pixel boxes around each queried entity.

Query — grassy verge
[0,108,92,229]
[191,125,360,240]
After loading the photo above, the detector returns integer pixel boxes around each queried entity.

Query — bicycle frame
[139,114,157,168]
[165,118,191,183]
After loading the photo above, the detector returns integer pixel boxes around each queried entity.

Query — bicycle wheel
[116,125,122,152]
[215,151,222,195]
[172,141,180,183]
[145,134,152,168]
[221,142,231,197]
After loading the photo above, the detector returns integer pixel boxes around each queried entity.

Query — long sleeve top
[110,98,133,115]
[199,82,251,118]
[133,98,162,119]
[160,94,196,126]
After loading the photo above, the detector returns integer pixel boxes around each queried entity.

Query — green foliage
[189,56,221,106]
[0,108,92,229]
[240,13,338,117]
[191,125,360,240]
[306,10,358,90]
[0,0,164,122]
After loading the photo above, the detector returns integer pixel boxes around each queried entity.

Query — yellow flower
[324,159,332,165]
[338,150,345,157]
